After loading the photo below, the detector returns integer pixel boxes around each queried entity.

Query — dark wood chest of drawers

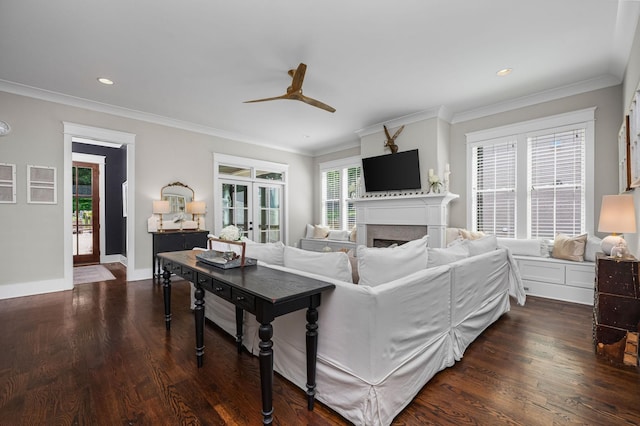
[152,230,209,280]
[594,254,640,364]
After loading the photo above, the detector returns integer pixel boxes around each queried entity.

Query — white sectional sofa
[190,236,526,425]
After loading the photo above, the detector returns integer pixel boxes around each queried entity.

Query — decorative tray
[195,249,257,269]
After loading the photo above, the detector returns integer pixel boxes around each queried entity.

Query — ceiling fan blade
[299,94,336,113]
[243,94,288,103]
[290,63,307,93]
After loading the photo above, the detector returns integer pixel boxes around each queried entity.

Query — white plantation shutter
[321,158,362,230]
[472,140,516,237]
[528,129,585,238]
[323,170,341,229]
[346,166,361,229]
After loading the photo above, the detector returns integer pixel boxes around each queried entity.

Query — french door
[72,162,100,265]
[220,180,282,243]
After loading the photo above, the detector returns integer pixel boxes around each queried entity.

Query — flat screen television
[362,149,421,192]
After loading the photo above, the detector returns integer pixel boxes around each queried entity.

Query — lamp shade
[186,201,206,214]
[598,194,636,233]
[152,200,171,214]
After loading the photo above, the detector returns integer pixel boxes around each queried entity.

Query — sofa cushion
[497,238,544,257]
[244,240,285,266]
[466,235,498,256]
[427,244,470,268]
[552,233,587,262]
[284,246,353,283]
[459,228,486,240]
[357,236,428,287]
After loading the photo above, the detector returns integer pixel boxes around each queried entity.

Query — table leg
[305,306,319,410]
[162,266,172,330]
[235,306,244,354]
[259,323,274,425]
[194,283,205,368]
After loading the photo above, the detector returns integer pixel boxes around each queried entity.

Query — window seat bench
[513,255,595,305]
[299,238,357,253]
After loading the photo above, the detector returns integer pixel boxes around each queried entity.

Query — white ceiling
[1,1,639,155]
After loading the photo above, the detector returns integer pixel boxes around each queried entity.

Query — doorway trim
[63,122,136,286]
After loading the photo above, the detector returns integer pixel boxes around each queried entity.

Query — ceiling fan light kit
[244,63,336,113]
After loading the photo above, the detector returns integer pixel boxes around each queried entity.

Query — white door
[221,180,252,239]
[254,183,283,243]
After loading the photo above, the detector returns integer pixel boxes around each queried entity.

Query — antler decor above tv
[383,125,404,154]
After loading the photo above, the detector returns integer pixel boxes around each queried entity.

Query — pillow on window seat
[552,233,587,262]
[327,230,350,241]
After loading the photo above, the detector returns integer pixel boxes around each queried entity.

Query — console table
[158,250,335,425]
[151,230,208,281]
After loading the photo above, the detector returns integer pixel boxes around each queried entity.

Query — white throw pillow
[284,246,353,283]
[356,236,428,287]
[427,244,470,268]
[305,224,315,239]
[466,234,498,256]
[244,240,285,266]
[585,236,602,262]
[327,229,350,241]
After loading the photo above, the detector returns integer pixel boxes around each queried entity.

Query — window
[467,108,594,239]
[320,157,361,230]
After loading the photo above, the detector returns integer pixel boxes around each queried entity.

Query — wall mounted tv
[362,149,422,192]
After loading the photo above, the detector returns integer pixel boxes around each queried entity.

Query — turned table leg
[306,306,319,410]
[259,323,274,425]
[162,266,172,331]
[194,282,205,368]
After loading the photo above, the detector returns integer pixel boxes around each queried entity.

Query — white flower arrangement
[428,174,442,193]
[219,225,241,241]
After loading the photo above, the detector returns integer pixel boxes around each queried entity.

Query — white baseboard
[127,268,153,282]
[0,278,73,300]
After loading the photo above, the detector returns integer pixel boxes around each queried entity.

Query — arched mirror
[161,181,194,220]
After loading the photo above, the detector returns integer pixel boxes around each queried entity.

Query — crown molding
[451,74,620,124]
[354,105,453,138]
[0,79,314,155]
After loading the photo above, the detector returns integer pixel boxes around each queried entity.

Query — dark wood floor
[0,263,638,425]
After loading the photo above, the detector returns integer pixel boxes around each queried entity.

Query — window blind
[323,170,341,229]
[472,140,516,237]
[528,129,585,238]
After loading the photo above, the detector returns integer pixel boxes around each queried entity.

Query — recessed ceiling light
[97,77,114,85]
[496,68,513,77]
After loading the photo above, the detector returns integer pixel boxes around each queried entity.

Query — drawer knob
[236,296,245,301]
[198,278,207,284]
[215,287,223,292]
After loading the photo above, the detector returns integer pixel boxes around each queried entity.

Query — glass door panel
[72,162,100,265]
[255,184,282,243]
[222,181,251,238]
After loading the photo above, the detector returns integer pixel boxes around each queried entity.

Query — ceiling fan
[244,63,336,113]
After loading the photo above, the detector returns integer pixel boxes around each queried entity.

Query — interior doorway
[72,161,100,265]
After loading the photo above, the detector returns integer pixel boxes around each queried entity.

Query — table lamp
[153,200,171,232]
[598,194,636,255]
[187,201,206,230]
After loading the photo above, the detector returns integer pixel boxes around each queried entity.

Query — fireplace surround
[353,192,459,248]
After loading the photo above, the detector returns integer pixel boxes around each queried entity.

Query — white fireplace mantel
[353,192,459,248]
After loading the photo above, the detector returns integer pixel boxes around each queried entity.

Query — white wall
[0,91,314,298]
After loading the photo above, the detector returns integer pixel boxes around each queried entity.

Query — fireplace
[353,193,458,248]
[367,224,428,247]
